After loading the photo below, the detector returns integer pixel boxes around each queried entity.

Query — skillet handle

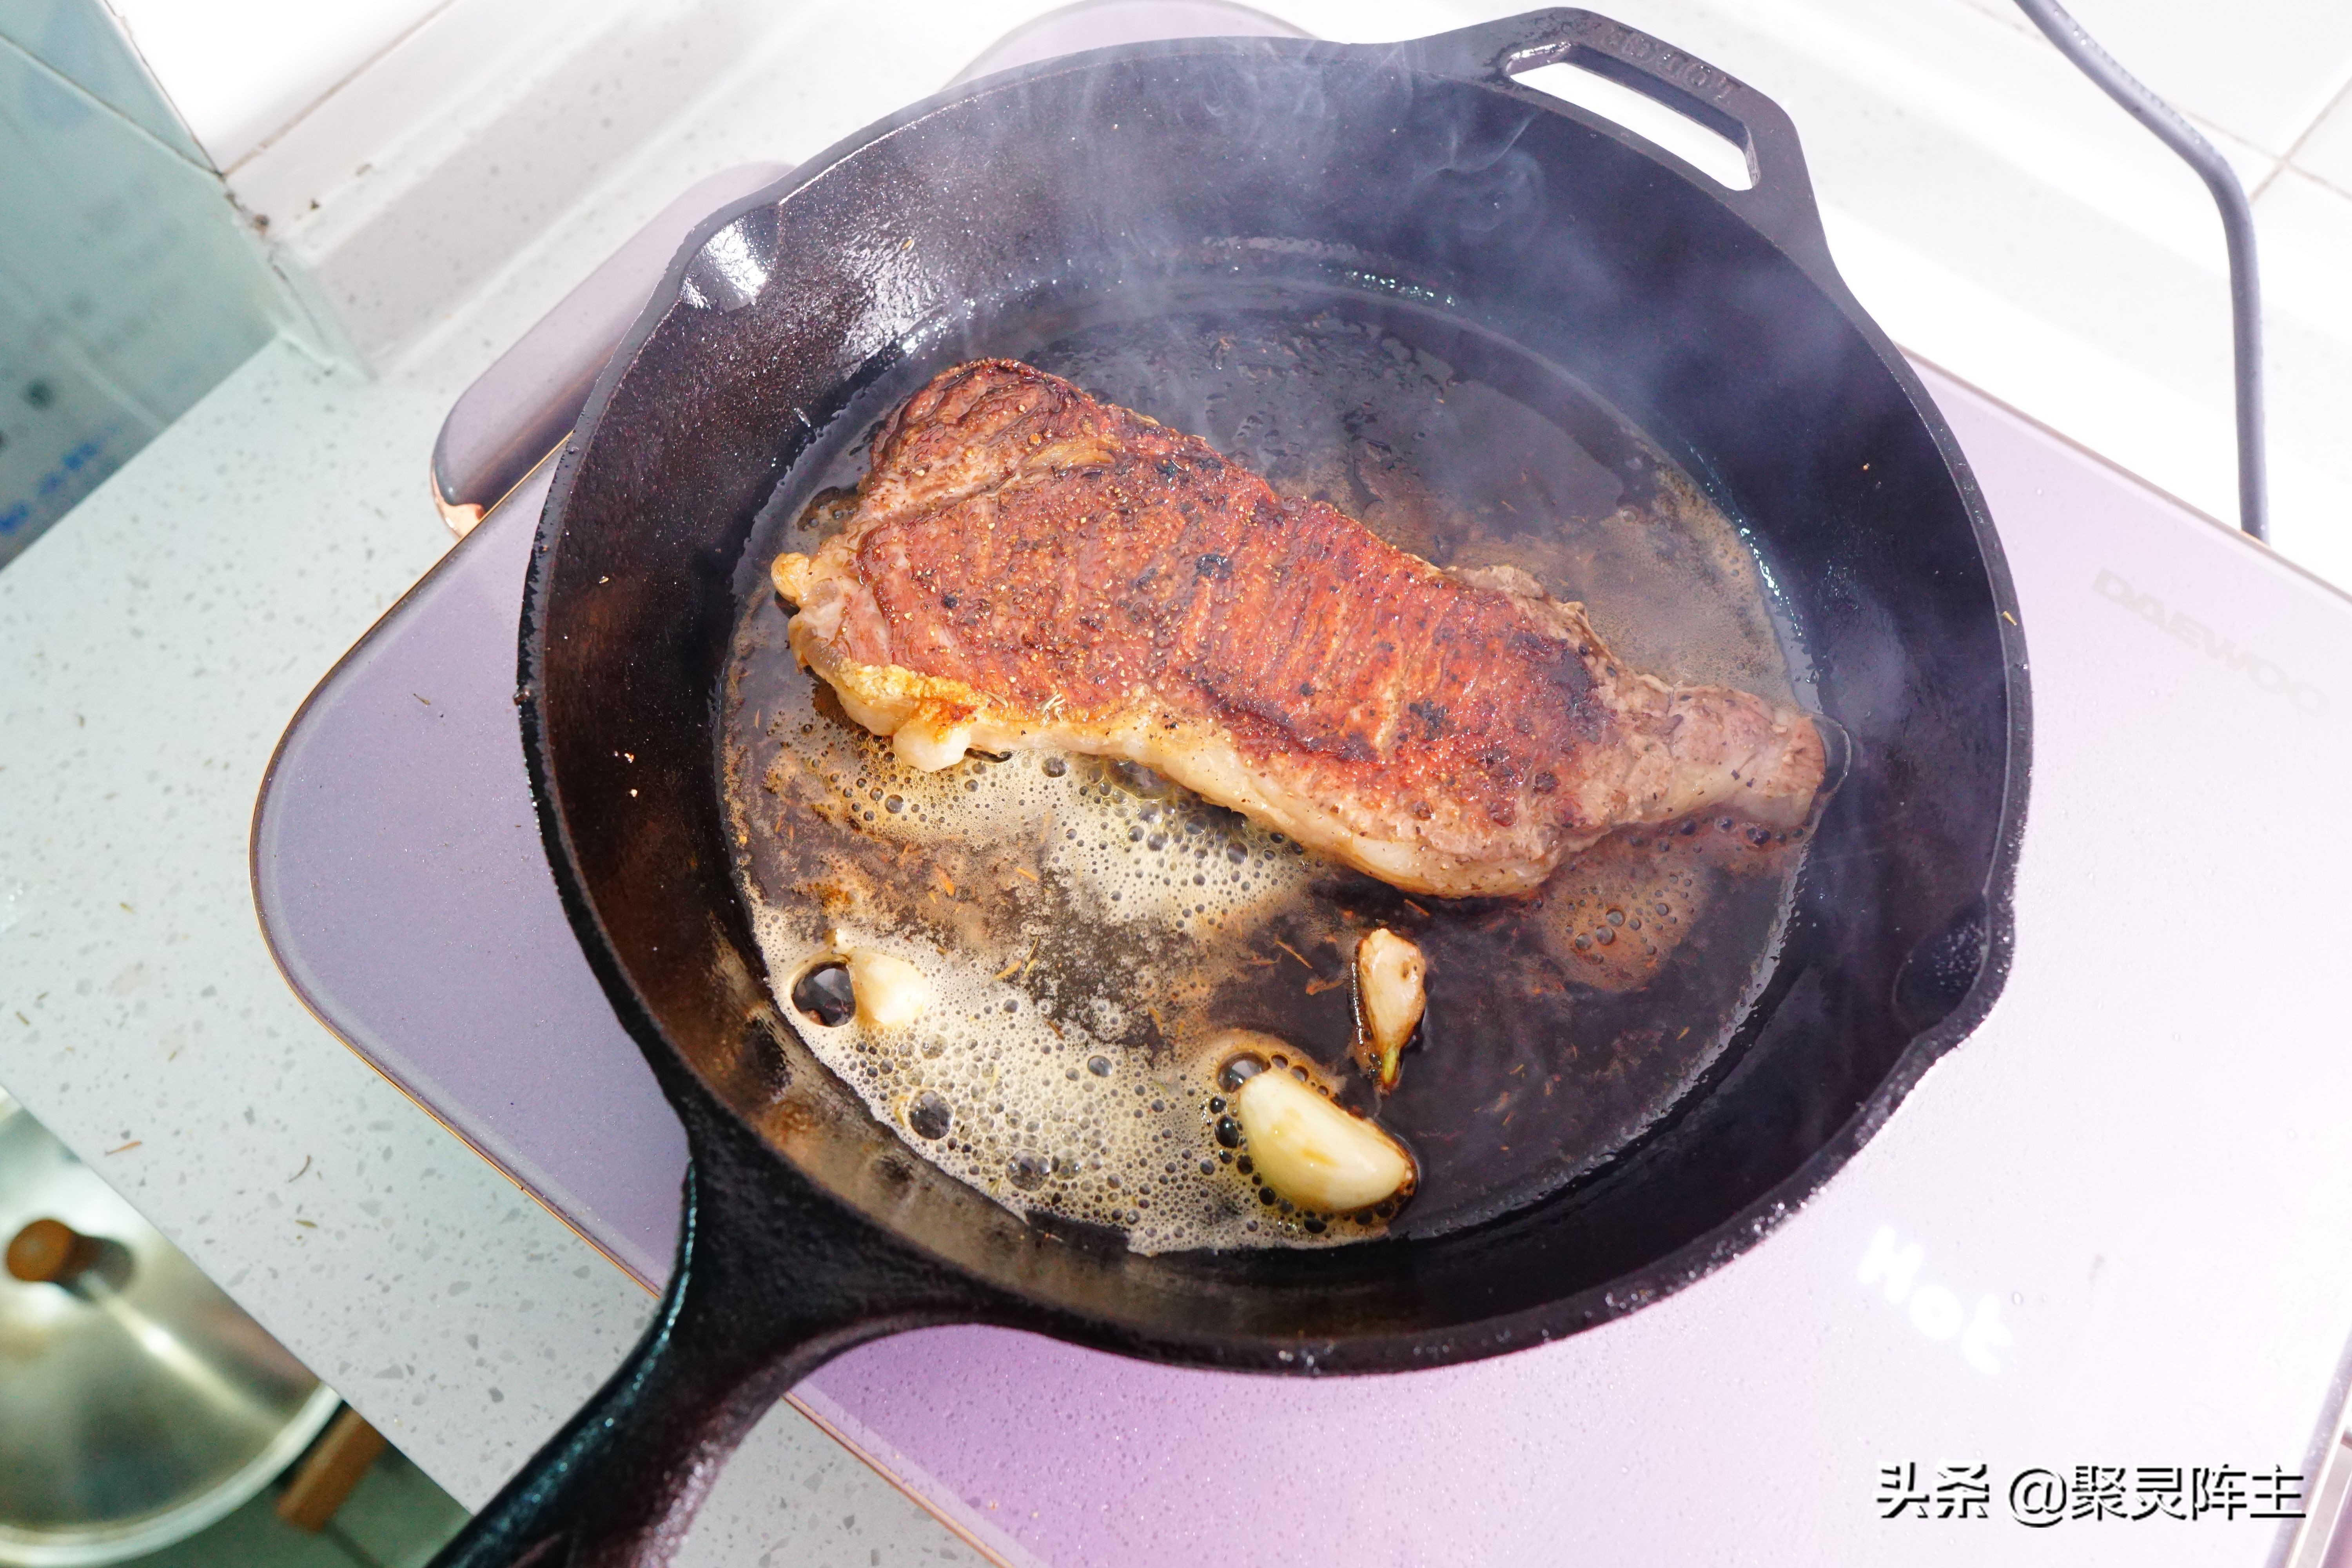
[1395,8,1834,274]
[428,1093,984,1568]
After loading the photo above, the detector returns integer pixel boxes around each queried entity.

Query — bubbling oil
[723,292,1817,1254]
[738,737,1396,1251]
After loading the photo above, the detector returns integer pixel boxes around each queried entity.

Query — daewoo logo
[2093,568,2327,717]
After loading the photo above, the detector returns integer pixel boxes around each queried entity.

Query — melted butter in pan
[734,689,1396,1251]
[722,301,1813,1253]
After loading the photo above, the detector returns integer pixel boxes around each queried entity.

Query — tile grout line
[214,0,467,180]
[1926,0,2348,209]
[0,29,212,176]
[2254,72,2352,202]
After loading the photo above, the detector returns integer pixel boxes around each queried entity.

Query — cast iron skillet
[435,11,2030,1564]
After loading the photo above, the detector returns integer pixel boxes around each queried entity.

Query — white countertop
[0,332,969,1561]
[5,2,2351,1564]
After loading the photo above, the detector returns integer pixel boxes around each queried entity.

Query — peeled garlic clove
[1354,928,1426,1092]
[891,715,973,771]
[1232,1067,1416,1213]
[845,949,931,1028]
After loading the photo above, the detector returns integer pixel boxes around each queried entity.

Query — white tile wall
[20,0,2352,584]
[221,0,596,238]
[1952,0,2352,158]
[262,0,782,369]
[2289,86,2352,197]
[2249,170,2352,518]
[100,0,451,169]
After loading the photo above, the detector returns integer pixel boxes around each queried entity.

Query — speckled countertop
[0,335,983,1563]
[0,1,1106,1559]
[3,4,1458,1560]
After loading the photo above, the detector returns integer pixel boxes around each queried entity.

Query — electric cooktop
[254,164,2352,1568]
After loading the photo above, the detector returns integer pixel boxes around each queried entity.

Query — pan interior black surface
[523,23,2023,1368]
[723,281,1824,1254]
[443,15,2026,1565]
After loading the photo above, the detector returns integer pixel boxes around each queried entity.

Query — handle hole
[1508,59,1755,191]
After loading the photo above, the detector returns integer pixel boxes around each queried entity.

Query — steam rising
[701,33,1884,1251]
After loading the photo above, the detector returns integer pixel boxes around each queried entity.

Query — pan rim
[517,22,2032,1372]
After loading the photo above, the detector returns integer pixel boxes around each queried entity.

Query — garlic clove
[845,949,931,1028]
[1231,1067,1416,1213]
[1353,928,1426,1092]
[771,552,813,603]
[891,715,973,771]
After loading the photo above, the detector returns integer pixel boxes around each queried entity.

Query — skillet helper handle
[1397,8,1834,274]
[429,1099,980,1568]
[429,162,791,537]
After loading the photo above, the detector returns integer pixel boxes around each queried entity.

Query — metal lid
[0,1096,340,1565]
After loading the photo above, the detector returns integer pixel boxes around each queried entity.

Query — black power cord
[2012,0,2268,542]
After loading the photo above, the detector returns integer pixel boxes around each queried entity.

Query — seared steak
[771,360,1824,898]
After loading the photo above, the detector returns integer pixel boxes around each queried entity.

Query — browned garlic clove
[1230,1067,1416,1212]
[1353,928,1426,1092]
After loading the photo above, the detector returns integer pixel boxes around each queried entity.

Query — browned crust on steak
[772,360,1824,898]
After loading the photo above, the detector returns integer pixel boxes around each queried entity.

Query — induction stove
[253,80,2352,1568]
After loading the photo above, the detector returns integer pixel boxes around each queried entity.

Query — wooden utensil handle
[278,1406,390,1532]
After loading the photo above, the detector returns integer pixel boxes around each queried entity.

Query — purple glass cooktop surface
[254,362,2352,1568]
